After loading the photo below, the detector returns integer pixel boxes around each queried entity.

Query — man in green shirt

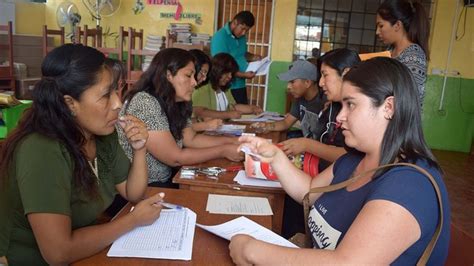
[211,10,261,104]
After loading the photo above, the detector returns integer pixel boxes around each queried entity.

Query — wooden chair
[125,27,144,91]
[125,27,159,92]
[42,25,65,58]
[75,25,102,48]
[96,26,126,62]
[0,21,15,92]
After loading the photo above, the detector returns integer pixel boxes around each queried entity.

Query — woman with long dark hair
[188,49,223,132]
[230,57,450,265]
[192,53,263,120]
[279,49,360,240]
[0,44,162,265]
[279,48,360,171]
[119,48,243,187]
[376,0,430,106]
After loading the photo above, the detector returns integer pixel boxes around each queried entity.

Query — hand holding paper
[246,57,271,76]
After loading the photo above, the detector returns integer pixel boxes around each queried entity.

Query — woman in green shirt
[192,53,263,120]
[0,44,162,265]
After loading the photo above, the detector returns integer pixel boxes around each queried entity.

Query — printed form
[107,208,196,260]
[206,194,273,216]
[197,216,298,248]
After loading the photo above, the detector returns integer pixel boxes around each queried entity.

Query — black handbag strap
[302,162,443,265]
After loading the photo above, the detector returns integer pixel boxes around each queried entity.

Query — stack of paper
[107,208,196,260]
[191,33,210,46]
[142,34,164,71]
[169,23,192,44]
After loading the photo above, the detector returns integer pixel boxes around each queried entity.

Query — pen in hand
[153,192,183,209]
[158,201,184,210]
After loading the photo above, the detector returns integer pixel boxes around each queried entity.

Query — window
[293,0,434,59]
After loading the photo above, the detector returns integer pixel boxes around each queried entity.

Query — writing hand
[130,193,164,226]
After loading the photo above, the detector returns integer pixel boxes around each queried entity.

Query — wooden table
[73,187,272,266]
[173,157,286,234]
[242,124,286,144]
[173,129,287,234]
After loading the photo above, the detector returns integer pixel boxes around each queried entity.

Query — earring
[385,114,392,120]
[71,110,76,117]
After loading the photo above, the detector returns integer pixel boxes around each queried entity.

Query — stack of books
[142,34,164,71]
[169,23,192,44]
[191,33,210,46]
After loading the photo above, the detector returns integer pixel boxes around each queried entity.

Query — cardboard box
[15,78,40,100]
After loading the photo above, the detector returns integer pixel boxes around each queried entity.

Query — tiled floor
[432,149,474,238]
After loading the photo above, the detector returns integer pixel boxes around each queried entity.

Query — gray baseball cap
[277,60,318,81]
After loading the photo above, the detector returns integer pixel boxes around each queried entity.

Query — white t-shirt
[215,90,229,111]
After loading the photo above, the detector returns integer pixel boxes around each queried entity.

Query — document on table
[246,57,271,76]
[206,194,273,215]
[205,124,246,136]
[107,208,196,260]
[230,112,285,122]
[197,216,298,248]
[234,170,282,188]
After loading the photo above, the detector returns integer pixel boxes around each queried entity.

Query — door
[216,0,274,108]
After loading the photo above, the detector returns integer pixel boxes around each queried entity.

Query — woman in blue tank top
[230,57,450,265]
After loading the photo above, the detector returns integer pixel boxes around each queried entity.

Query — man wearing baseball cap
[251,59,326,140]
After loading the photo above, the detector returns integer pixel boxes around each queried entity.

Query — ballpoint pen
[129,201,184,212]
[159,201,184,210]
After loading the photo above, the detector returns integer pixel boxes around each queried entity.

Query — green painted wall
[423,76,474,152]
[266,61,291,114]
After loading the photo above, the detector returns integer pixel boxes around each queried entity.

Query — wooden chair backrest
[125,27,145,91]
[75,25,102,48]
[42,25,65,58]
[0,21,14,91]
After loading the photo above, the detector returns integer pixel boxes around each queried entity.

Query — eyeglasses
[198,69,208,78]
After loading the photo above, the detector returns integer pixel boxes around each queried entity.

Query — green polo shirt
[192,83,236,113]
[0,132,130,265]
[210,22,248,90]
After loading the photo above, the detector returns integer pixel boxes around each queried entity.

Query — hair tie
[42,76,56,82]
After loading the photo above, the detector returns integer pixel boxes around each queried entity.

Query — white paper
[246,57,271,76]
[197,216,298,248]
[230,112,284,122]
[206,194,273,215]
[234,170,282,188]
[205,124,246,136]
[107,208,196,260]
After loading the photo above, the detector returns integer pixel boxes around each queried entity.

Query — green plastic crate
[0,100,33,139]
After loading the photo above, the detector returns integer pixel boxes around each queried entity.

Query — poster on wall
[147,0,183,20]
